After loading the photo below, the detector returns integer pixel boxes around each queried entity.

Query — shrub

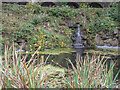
[47,5,79,19]
[8,4,20,12]
[15,23,34,39]
[31,27,72,50]
[107,2,119,22]
[32,14,51,25]
[79,8,118,47]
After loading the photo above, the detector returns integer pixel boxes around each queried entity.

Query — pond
[2,46,120,88]
[35,47,120,80]
[16,47,120,88]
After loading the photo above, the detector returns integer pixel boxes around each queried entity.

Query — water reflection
[43,52,119,79]
[45,53,76,68]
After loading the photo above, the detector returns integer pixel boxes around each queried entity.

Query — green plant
[63,54,120,88]
[10,4,20,12]
[1,44,51,88]
[32,14,50,25]
[26,2,41,14]
[88,16,117,34]
[79,8,118,47]
[79,3,88,8]
[2,3,119,50]
[47,5,79,19]
[59,2,67,6]
[107,2,119,22]
[32,27,72,50]
[16,23,34,37]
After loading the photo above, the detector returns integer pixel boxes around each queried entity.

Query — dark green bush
[14,23,34,39]
[30,27,72,50]
[47,5,79,19]
[32,14,51,25]
[107,2,119,22]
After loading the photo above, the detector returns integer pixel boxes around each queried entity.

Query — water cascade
[74,24,85,55]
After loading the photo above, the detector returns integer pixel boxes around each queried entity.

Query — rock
[68,20,73,28]
[114,30,118,34]
[115,34,119,38]
[102,34,109,40]
[83,41,87,46]
[94,34,99,42]
[59,22,66,26]
[99,40,104,46]
[98,31,103,35]
[104,43,110,46]
[94,34,104,45]
[14,42,18,46]
[104,40,109,43]
[109,39,119,46]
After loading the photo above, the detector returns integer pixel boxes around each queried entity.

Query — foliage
[11,4,20,12]
[32,14,51,25]
[47,5,79,19]
[77,7,118,47]
[59,2,67,6]
[2,3,73,51]
[79,3,88,8]
[2,4,29,14]
[14,23,34,40]
[1,44,68,88]
[1,3,120,88]
[2,3,119,51]
[63,54,120,88]
[1,45,50,88]
[88,14,117,34]
[26,2,49,14]
[107,2,119,22]
[31,27,72,50]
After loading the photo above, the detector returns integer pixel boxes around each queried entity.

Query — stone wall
[94,30,119,46]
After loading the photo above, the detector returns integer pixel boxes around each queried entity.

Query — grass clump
[0,43,119,88]
[1,44,51,88]
[63,54,120,88]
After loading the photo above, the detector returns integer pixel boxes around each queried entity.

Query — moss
[84,48,119,56]
[21,48,76,55]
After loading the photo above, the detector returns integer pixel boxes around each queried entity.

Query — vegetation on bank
[63,54,120,88]
[1,45,119,88]
[1,2,120,89]
[2,2,119,52]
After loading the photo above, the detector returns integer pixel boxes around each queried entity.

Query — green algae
[22,48,76,55]
[84,48,119,56]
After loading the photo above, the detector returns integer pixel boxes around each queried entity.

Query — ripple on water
[96,46,120,49]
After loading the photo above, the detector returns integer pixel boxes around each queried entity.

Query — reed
[1,43,119,88]
[63,54,120,88]
[1,43,50,88]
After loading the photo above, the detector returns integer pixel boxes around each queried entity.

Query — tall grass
[63,53,120,88]
[1,42,119,88]
[1,43,50,88]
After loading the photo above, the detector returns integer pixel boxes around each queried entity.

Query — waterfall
[74,24,84,48]
[75,24,83,46]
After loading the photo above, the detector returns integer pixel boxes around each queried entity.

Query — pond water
[45,52,76,68]
[42,50,119,79]
[23,47,119,82]
[97,46,120,49]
